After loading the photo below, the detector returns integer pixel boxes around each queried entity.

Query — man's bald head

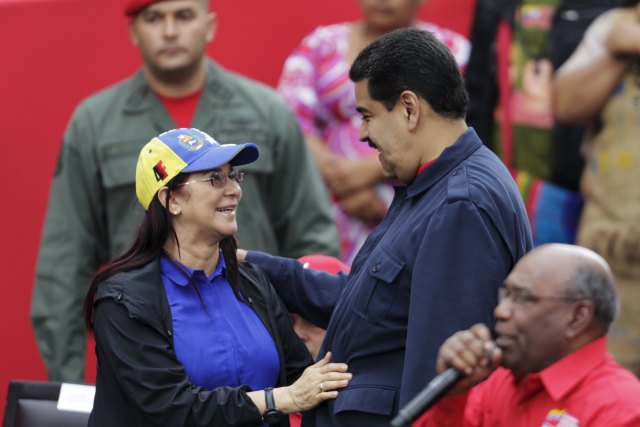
[495,244,618,377]
[521,244,618,334]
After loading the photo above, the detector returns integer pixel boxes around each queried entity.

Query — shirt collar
[124,59,229,113]
[416,157,438,176]
[406,127,482,199]
[160,252,227,287]
[538,337,609,401]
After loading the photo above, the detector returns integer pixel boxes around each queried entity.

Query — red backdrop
[0,0,475,417]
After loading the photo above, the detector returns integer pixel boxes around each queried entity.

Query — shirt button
[116,293,123,301]
[372,262,381,273]
[167,330,172,336]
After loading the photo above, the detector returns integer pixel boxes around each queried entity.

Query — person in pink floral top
[278,0,470,264]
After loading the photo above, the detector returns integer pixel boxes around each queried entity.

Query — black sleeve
[93,297,263,427]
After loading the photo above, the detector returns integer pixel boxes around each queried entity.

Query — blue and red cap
[135,128,259,209]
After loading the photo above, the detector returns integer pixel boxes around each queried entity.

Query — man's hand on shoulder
[237,249,248,263]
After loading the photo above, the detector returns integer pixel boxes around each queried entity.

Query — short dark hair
[566,262,619,333]
[349,27,468,119]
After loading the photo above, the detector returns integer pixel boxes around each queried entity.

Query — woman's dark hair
[83,173,244,333]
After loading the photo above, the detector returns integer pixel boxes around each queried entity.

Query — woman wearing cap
[83,128,351,427]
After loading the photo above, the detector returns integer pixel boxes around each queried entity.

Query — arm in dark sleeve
[400,201,511,407]
[93,297,263,427]
[245,251,346,329]
[31,107,107,382]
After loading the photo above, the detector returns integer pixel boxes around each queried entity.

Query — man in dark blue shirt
[241,28,532,427]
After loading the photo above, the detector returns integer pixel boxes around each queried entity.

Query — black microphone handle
[390,367,462,427]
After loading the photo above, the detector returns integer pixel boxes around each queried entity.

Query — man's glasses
[498,287,587,306]
[176,170,244,189]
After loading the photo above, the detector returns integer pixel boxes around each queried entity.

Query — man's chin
[379,161,396,179]
[381,169,396,179]
[149,61,200,84]
[498,349,521,373]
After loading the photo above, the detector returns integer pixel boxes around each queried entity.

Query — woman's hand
[277,352,351,413]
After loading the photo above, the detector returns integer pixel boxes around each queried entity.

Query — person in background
[417,244,640,427]
[240,28,532,426]
[83,128,351,427]
[278,0,469,264]
[553,0,640,376]
[31,0,338,383]
[289,254,351,427]
[464,0,617,246]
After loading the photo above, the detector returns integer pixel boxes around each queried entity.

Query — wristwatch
[262,387,282,424]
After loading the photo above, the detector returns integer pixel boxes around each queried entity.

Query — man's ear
[566,300,595,339]
[206,12,217,43]
[399,90,420,131]
[128,20,139,47]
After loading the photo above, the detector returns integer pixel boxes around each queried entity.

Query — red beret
[298,254,351,275]
[124,0,161,16]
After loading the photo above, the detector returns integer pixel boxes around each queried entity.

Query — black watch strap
[263,387,282,424]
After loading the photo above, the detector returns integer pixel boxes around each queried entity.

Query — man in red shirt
[417,243,640,427]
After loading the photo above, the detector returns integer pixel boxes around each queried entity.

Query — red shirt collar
[510,337,610,401]
[155,88,203,129]
[417,158,438,176]
[540,337,610,400]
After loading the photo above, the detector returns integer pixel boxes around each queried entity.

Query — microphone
[391,338,497,427]
[390,367,462,427]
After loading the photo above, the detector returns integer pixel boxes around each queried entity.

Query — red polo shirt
[416,337,640,427]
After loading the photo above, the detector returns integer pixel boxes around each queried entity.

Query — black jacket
[89,258,313,427]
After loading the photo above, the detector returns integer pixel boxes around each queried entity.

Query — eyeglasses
[176,170,244,189]
[498,287,587,306]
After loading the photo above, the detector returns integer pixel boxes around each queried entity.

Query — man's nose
[163,16,178,37]
[358,125,368,143]
[494,297,513,320]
